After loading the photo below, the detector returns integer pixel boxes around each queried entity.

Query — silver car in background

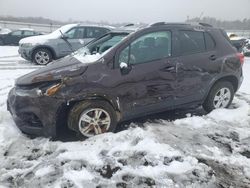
[18,24,112,65]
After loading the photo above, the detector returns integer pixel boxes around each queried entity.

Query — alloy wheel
[213,87,231,108]
[35,51,50,65]
[78,108,111,137]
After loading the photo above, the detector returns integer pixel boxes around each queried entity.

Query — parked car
[228,33,247,53]
[243,38,250,56]
[18,24,112,65]
[0,28,42,46]
[75,26,136,55]
[8,22,244,139]
[0,27,11,35]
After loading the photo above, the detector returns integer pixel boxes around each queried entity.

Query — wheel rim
[35,51,50,65]
[213,87,231,108]
[78,108,111,137]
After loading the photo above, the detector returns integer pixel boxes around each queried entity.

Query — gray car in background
[18,24,112,65]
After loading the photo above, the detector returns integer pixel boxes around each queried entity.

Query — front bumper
[7,87,65,137]
[18,46,33,61]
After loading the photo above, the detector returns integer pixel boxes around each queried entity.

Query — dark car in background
[228,33,249,54]
[18,24,112,65]
[243,39,250,56]
[8,22,244,139]
[0,29,42,46]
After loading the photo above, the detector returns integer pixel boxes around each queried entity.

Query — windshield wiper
[60,30,74,52]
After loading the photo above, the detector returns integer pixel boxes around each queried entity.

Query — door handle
[209,54,216,61]
[161,66,176,73]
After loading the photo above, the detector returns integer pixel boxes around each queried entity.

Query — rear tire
[203,81,234,112]
[33,48,52,65]
[68,100,117,139]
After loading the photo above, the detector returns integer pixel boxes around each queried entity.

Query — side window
[23,30,34,36]
[10,31,22,36]
[204,32,215,50]
[74,27,85,39]
[179,30,205,55]
[119,31,171,65]
[65,28,77,39]
[119,46,130,64]
[86,27,108,38]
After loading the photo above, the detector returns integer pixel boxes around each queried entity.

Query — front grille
[18,113,43,128]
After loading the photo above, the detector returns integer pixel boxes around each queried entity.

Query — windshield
[75,33,128,56]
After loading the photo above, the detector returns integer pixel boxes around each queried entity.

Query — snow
[73,53,102,64]
[19,24,78,45]
[0,28,11,35]
[0,46,19,58]
[0,46,250,187]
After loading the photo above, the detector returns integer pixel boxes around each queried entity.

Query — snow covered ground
[0,46,250,187]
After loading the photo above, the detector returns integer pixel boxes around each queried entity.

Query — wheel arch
[55,95,122,136]
[204,75,238,101]
[31,45,57,61]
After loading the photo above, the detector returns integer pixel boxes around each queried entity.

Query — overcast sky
[0,0,250,23]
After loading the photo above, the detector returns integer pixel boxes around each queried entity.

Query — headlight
[16,81,63,97]
[36,81,63,96]
[35,83,62,97]
[21,43,32,47]
[45,83,62,96]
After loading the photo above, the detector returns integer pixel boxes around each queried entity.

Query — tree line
[187,17,250,30]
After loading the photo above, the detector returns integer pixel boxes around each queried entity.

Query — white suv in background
[19,24,112,65]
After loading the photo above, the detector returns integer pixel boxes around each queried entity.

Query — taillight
[237,53,244,65]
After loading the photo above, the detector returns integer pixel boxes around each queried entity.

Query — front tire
[203,81,234,112]
[33,48,52,65]
[68,100,117,139]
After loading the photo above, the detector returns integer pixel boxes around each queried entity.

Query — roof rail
[150,22,166,26]
[124,23,135,27]
[150,22,190,27]
[198,22,213,27]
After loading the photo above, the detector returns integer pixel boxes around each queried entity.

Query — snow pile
[0,128,216,187]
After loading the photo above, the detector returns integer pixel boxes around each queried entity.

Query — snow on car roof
[77,23,115,29]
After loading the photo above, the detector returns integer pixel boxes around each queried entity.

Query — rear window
[179,30,205,55]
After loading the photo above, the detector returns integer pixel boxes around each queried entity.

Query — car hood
[15,56,88,86]
[19,33,57,45]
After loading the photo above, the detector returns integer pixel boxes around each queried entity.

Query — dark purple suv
[7,22,244,139]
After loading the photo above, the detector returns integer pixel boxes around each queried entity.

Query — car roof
[76,23,115,30]
[147,22,217,31]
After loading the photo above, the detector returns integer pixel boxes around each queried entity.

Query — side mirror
[120,62,131,75]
